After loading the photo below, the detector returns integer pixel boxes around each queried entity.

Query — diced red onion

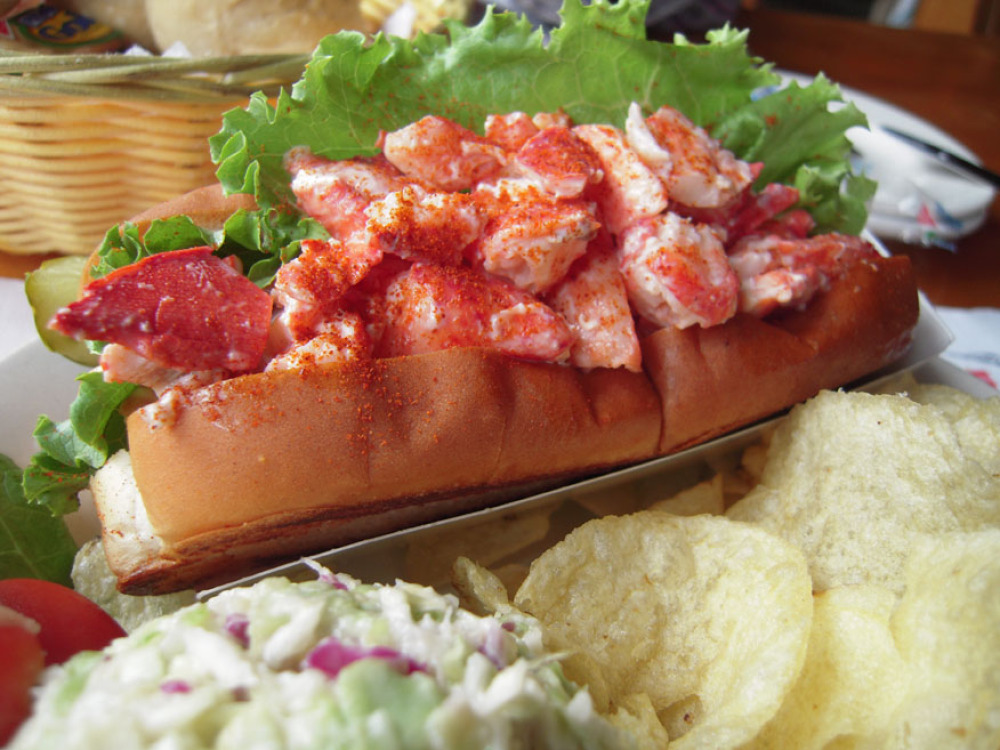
[225,613,250,648]
[304,637,425,678]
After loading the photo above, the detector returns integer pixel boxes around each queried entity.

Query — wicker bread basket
[0,52,308,256]
[1,0,476,257]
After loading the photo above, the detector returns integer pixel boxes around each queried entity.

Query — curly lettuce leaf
[1,455,77,584]
[22,372,136,517]
[714,73,875,233]
[89,216,218,279]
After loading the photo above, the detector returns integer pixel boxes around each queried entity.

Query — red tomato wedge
[0,578,126,666]
[50,247,272,373]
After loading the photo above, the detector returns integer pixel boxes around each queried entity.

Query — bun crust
[131,348,662,541]
[124,184,256,228]
[89,186,920,593]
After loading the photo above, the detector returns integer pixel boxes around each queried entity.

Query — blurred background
[641,0,999,39]
[5,0,996,51]
[742,0,998,35]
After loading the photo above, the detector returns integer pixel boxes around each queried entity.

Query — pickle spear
[25,256,98,367]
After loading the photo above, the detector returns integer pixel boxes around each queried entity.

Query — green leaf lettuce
[22,373,136,517]
[0,454,77,585]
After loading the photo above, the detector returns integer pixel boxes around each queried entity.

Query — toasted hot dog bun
[89,186,920,594]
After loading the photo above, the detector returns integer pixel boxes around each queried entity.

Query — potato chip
[726,389,1000,593]
[513,512,813,749]
[881,529,1000,749]
[488,562,531,597]
[743,531,1000,749]
[905,382,1000,476]
[450,555,513,616]
[744,585,908,749]
[737,436,771,485]
[607,693,672,750]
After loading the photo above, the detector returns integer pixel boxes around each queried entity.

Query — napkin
[935,306,1000,391]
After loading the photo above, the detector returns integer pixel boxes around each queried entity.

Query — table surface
[1,7,998,309]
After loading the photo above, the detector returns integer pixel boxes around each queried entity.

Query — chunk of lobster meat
[735,267,826,319]
[677,180,801,246]
[483,111,576,153]
[619,212,739,330]
[728,182,798,237]
[625,102,753,209]
[484,111,540,152]
[365,184,486,266]
[757,208,816,240]
[338,254,412,347]
[273,237,383,340]
[374,263,573,363]
[99,343,228,395]
[473,199,600,295]
[545,231,642,372]
[531,109,573,130]
[729,232,882,317]
[286,148,412,240]
[265,309,372,372]
[286,147,411,197]
[51,246,272,373]
[379,115,506,191]
[471,178,549,221]
[573,123,668,235]
[513,126,604,198]
[730,231,881,280]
